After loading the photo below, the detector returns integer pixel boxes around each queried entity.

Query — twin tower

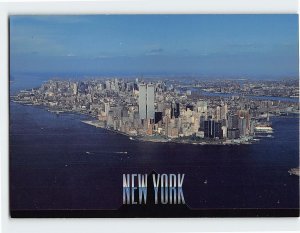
[138,83,155,121]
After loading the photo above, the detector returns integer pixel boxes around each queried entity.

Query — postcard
[9,14,299,217]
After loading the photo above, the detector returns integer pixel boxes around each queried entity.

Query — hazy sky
[10,15,299,78]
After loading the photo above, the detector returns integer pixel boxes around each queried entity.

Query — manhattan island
[12,77,299,145]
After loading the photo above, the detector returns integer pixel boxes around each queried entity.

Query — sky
[10,15,299,79]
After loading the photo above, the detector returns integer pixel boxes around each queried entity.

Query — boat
[254,126,273,133]
[115,151,128,154]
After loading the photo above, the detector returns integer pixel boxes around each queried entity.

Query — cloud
[66,53,76,57]
[227,42,261,51]
[145,48,164,56]
[94,55,110,59]
[92,54,134,60]
[10,35,67,57]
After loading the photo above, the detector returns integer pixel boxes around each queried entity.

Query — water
[9,102,299,210]
[191,88,299,103]
[9,75,299,211]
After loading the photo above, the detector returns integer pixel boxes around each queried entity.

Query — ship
[255,118,273,133]
[254,125,273,133]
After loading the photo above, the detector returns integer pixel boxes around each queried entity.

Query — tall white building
[197,100,208,116]
[72,83,78,95]
[146,84,155,120]
[138,83,155,121]
[139,84,147,120]
[104,102,110,116]
[105,80,111,90]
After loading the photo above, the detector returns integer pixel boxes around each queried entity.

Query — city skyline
[9,14,299,218]
[10,15,299,79]
[12,77,299,144]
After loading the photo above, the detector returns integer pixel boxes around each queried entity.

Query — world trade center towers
[138,83,155,122]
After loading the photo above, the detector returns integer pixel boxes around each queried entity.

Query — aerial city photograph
[9,15,299,217]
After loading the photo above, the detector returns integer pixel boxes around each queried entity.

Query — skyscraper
[228,114,239,129]
[204,119,223,139]
[199,115,206,130]
[238,117,247,137]
[104,102,110,116]
[154,112,163,124]
[237,110,250,137]
[72,83,78,95]
[215,122,223,139]
[227,114,240,139]
[146,84,155,120]
[171,101,180,119]
[138,83,155,121]
[139,84,147,120]
[204,119,215,138]
[197,100,208,116]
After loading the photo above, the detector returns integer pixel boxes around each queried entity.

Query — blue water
[9,75,299,210]
[10,73,87,95]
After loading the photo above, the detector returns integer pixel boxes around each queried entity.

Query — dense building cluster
[13,78,299,143]
[193,79,299,98]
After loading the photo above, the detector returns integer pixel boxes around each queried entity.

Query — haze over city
[10,15,299,79]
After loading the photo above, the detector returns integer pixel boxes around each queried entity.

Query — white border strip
[0,0,299,14]
[1,1,299,233]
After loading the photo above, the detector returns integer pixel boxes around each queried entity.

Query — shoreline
[81,120,256,146]
[288,167,300,176]
[11,100,244,146]
[11,99,292,146]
